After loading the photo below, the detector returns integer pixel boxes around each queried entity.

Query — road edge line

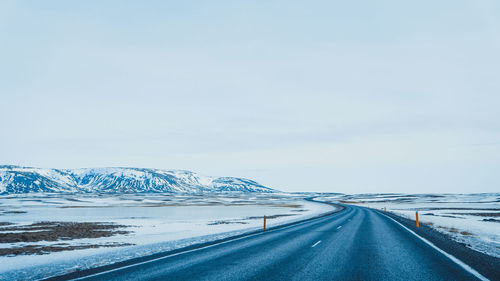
[381,213,489,281]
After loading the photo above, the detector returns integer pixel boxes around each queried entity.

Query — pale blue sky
[1,1,499,193]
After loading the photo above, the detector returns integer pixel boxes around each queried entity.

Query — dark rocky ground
[0,221,133,256]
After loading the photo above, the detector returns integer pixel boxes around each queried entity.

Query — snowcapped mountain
[0,165,275,194]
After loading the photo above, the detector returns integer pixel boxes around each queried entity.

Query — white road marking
[337,226,342,229]
[311,240,322,248]
[382,213,490,281]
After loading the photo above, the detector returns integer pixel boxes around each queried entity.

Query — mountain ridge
[0,165,275,194]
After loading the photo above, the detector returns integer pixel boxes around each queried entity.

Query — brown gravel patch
[450,212,500,217]
[0,221,131,243]
[0,242,133,256]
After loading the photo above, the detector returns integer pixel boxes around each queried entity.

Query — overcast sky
[1,1,499,193]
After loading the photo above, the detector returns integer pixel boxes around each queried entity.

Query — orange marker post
[416,211,419,228]
[263,215,267,231]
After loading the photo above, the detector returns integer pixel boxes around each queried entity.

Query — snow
[0,166,274,194]
[0,193,335,280]
[0,174,6,194]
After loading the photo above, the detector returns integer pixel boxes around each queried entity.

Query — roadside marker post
[263,215,267,231]
[416,211,419,228]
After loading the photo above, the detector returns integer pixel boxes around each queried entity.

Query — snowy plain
[317,193,500,258]
[0,193,336,280]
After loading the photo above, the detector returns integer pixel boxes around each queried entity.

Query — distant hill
[0,165,275,194]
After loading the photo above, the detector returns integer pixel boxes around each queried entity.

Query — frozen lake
[1,204,293,223]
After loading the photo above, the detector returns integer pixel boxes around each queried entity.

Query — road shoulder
[381,210,500,281]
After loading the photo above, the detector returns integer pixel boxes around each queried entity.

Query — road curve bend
[52,203,490,281]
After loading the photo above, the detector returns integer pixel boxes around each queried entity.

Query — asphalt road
[62,204,488,281]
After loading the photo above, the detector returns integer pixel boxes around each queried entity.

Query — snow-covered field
[0,193,335,280]
[318,193,500,258]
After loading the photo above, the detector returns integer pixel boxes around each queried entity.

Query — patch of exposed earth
[0,221,132,256]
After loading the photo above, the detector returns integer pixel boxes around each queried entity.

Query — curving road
[59,204,487,281]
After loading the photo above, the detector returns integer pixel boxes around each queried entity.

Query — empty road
[56,203,488,281]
